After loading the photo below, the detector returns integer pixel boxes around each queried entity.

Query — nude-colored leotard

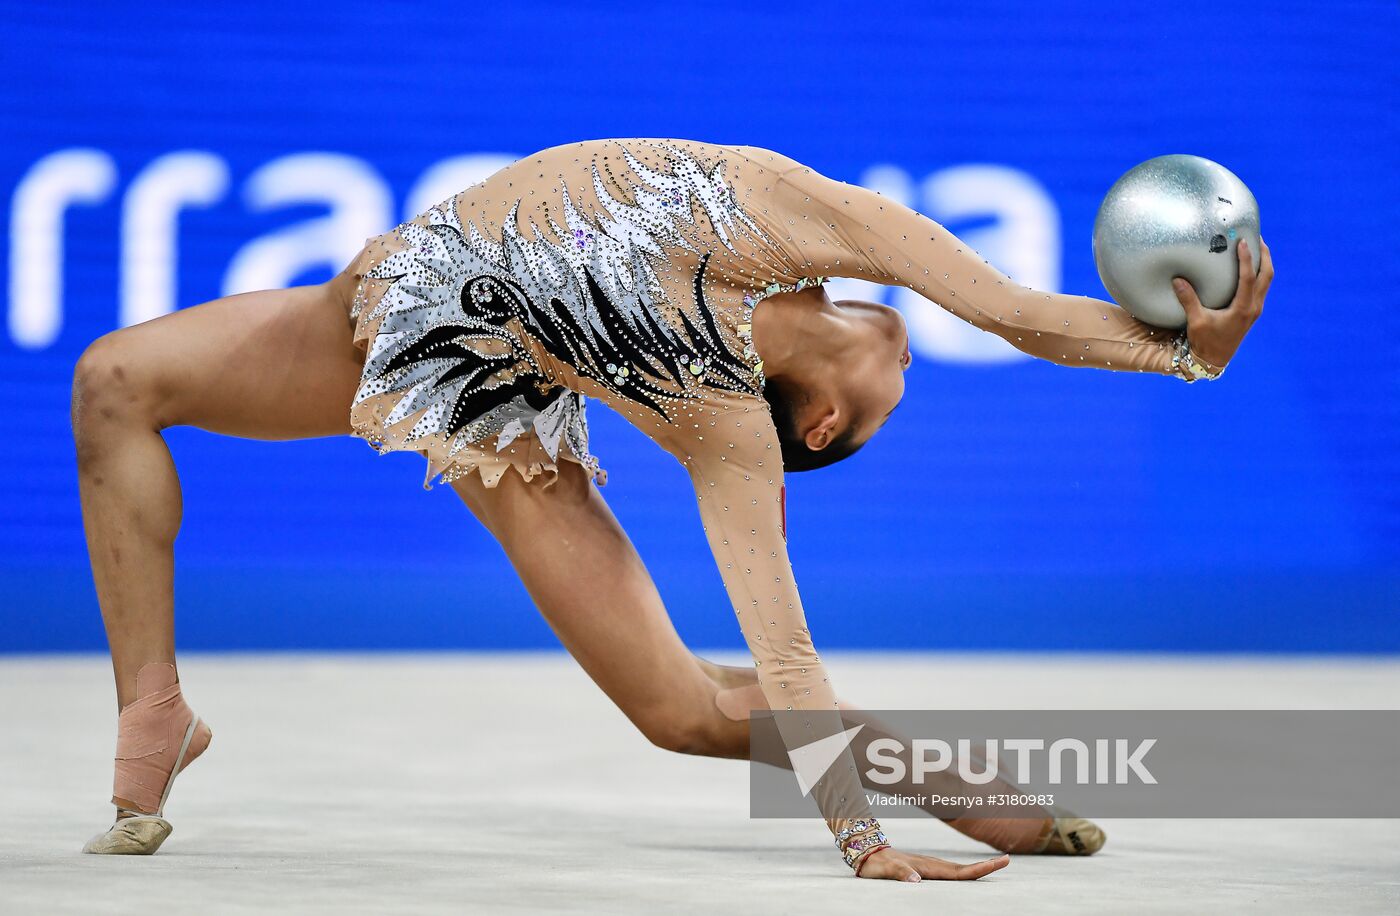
[345,139,1192,857]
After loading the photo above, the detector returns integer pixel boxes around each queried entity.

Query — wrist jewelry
[1171,333,1226,382]
[835,818,890,871]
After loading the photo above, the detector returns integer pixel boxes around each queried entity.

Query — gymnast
[72,138,1270,877]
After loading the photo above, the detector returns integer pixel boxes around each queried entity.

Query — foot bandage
[111,663,211,816]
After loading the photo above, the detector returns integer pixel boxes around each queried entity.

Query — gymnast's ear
[801,405,841,452]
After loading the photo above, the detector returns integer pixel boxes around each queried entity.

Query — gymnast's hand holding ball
[1093,155,1275,374]
[1172,234,1271,372]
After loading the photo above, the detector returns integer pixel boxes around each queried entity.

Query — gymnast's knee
[71,331,160,459]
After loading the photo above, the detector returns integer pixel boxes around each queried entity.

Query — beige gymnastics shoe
[82,815,174,855]
[82,663,212,855]
[1036,815,1106,855]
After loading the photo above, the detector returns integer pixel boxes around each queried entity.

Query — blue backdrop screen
[3,1,1397,652]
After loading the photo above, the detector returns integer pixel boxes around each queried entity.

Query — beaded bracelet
[1171,333,1226,382]
[835,818,890,871]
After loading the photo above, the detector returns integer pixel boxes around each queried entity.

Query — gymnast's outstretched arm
[736,146,1270,375]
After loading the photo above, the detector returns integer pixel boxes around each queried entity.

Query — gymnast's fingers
[923,852,1011,881]
[1255,237,1274,306]
[1172,276,1206,328]
[879,851,1010,881]
[1231,239,1257,316]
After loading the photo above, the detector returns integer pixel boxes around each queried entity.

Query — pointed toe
[82,816,173,855]
[1041,817,1106,855]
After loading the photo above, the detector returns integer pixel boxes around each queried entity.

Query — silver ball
[1092,154,1261,330]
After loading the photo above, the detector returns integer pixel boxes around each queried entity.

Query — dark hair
[762,377,866,472]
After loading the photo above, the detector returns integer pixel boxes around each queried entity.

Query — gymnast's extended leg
[71,269,365,852]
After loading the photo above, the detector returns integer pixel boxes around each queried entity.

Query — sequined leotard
[346,138,1191,861]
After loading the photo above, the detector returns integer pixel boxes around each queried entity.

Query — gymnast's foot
[83,663,212,855]
[946,810,1106,855]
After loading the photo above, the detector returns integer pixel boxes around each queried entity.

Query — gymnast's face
[813,299,909,452]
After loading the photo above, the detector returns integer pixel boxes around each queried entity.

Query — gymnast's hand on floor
[1172,236,1273,369]
[856,847,1011,882]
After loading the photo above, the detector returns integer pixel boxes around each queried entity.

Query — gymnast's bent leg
[452,467,1095,856]
[71,268,365,853]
